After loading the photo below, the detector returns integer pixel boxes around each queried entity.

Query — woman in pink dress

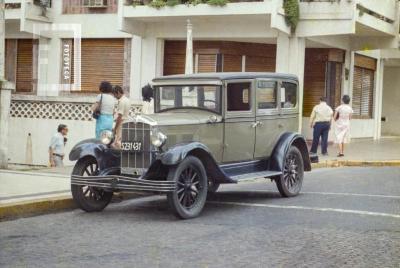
[333,95,353,157]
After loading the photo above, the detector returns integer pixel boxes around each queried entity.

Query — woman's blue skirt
[95,114,114,139]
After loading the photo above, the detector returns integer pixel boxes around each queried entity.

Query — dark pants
[310,122,330,154]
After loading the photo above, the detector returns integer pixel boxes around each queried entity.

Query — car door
[222,80,256,163]
[254,79,281,159]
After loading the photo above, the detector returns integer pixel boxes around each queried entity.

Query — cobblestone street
[1,167,400,267]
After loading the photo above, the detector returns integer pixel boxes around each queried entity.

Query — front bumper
[71,175,176,193]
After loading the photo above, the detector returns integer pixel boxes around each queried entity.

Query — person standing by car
[334,95,353,157]
[49,124,68,167]
[92,81,116,139]
[112,85,131,149]
[309,97,333,156]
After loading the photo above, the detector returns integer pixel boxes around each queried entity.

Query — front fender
[269,132,312,172]
[158,142,212,166]
[158,142,234,183]
[69,139,120,170]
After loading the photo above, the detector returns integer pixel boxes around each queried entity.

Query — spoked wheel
[275,146,304,197]
[71,157,113,212]
[167,156,208,219]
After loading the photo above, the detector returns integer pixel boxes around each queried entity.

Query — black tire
[167,156,208,219]
[71,157,113,212]
[275,146,304,197]
[208,180,220,194]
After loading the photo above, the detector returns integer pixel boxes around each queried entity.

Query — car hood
[127,110,220,126]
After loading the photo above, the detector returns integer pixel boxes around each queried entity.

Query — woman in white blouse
[92,81,116,139]
[333,95,353,157]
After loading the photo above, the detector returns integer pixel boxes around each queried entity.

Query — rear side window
[281,82,297,109]
[227,82,251,111]
[257,81,277,110]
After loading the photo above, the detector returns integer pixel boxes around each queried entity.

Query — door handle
[251,121,262,128]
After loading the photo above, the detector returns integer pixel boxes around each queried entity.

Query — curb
[0,195,75,221]
[312,160,400,169]
[0,192,149,222]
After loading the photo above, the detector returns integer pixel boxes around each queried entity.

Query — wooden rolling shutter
[223,54,242,72]
[303,49,327,116]
[80,39,124,92]
[352,54,376,118]
[197,54,217,73]
[16,39,34,92]
[353,67,374,118]
[245,56,275,72]
[164,41,186,75]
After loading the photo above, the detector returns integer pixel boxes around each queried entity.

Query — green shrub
[149,0,167,8]
[206,0,228,6]
[166,0,181,6]
[283,0,299,33]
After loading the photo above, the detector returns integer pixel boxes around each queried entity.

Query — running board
[230,170,282,182]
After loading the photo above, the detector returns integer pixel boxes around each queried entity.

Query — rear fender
[69,139,120,170]
[269,132,311,172]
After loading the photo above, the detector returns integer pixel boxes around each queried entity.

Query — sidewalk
[1,137,399,220]
[312,137,400,167]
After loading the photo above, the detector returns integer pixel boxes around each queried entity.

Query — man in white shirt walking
[112,85,131,149]
[49,124,68,167]
[309,97,333,156]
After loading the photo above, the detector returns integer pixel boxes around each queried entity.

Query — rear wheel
[71,157,113,212]
[275,146,304,197]
[167,156,208,219]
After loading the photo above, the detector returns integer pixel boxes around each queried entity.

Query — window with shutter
[197,54,217,73]
[16,39,35,93]
[223,54,242,72]
[64,39,126,92]
[352,66,374,118]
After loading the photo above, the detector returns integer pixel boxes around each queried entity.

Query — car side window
[281,82,297,109]
[227,82,251,111]
[257,81,277,110]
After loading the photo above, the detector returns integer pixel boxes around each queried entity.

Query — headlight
[100,130,113,145]
[151,128,167,148]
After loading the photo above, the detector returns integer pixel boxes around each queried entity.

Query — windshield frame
[154,84,223,115]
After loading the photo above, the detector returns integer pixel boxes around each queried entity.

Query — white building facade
[3,0,400,166]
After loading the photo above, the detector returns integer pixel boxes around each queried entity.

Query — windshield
[155,85,222,114]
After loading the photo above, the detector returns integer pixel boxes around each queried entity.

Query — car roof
[152,72,298,83]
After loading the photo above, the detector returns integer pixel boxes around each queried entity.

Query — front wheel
[275,146,304,197]
[71,157,113,212]
[167,156,208,219]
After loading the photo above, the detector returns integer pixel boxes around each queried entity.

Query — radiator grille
[121,122,151,175]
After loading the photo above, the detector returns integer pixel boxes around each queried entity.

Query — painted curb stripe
[208,201,400,219]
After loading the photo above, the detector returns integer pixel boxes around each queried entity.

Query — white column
[374,58,384,140]
[185,20,193,75]
[131,36,164,112]
[0,0,13,168]
[275,33,290,73]
[277,33,305,133]
[130,35,142,104]
[342,50,352,95]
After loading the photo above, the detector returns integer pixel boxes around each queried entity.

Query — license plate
[121,141,142,151]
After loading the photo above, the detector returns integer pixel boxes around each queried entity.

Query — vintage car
[70,73,317,219]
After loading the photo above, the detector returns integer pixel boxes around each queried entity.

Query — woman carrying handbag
[92,81,116,139]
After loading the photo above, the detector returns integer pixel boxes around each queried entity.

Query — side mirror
[142,84,154,102]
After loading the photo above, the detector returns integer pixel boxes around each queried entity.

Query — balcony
[118,0,291,37]
[5,0,53,37]
[298,0,400,37]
